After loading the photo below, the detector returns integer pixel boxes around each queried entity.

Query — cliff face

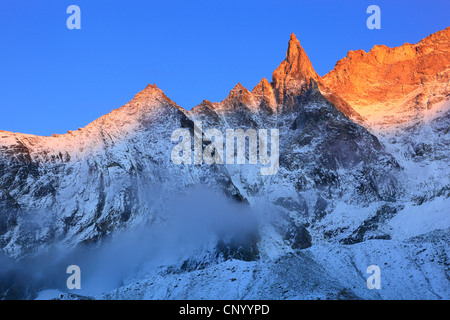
[272,33,320,110]
[323,27,450,129]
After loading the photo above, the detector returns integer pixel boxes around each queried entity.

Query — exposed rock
[323,26,450,129]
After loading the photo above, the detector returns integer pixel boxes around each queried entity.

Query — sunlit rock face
[0,28,449,300]
[272,33,320,110]
[323,27,450,130]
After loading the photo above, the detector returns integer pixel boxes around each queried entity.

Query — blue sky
[0,0,449,136]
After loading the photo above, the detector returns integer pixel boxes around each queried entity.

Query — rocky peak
[251,77,272,94]
[218,83,255,111]
[189,99,218,116]
[121,83,186,120]
[286,33,307,65]
[272,33,320,105]
[132,83,170,103]
[229,82,250,95]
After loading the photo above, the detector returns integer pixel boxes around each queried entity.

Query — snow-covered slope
[323,26,450,129]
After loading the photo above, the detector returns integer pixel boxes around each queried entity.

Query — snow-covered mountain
[0,28,449,300]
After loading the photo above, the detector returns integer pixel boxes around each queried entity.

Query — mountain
[321,27,450,231]
[323,26,450,130]
[0,28,449,300]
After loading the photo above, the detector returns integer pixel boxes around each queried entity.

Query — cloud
[0,186,259,299]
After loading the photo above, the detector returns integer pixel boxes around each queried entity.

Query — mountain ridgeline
[0,28,449,300]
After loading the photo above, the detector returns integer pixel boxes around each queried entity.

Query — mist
[0,187,260,299]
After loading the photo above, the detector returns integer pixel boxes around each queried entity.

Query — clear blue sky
[0,0,449,136]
